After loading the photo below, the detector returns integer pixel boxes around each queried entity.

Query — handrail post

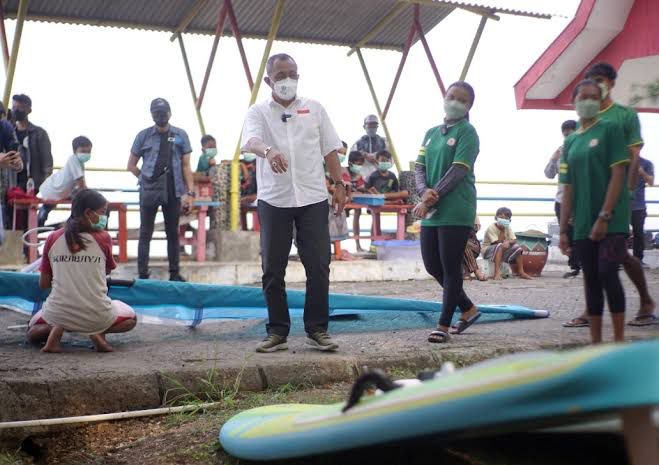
[230,0,285,231]
[3,0,29,109]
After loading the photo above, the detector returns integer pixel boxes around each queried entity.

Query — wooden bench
[9,198,128,264]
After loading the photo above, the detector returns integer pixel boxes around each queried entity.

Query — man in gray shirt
[545,120,578,278]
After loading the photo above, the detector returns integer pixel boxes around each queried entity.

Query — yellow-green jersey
[559,119,630,241]
[415,119,479,227]
[598,102,643,148]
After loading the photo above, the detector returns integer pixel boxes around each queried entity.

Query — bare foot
[463,274,472,281]
[493,273,503,281]
[475,271,487,282]
[639,298,656,316]
[90,334,114,353]
[41,342,62,353]
[519,273,533,280]
[462,306,479,320]
[41,325,64,353]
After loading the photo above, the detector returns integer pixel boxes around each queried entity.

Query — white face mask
[273,77,298,101]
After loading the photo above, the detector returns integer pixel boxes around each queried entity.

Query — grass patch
[0,450,29,465]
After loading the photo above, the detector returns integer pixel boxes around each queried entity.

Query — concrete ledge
[0,342,570,425]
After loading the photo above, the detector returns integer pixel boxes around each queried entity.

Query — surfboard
[0,271,549,327]
[219,341,659,461]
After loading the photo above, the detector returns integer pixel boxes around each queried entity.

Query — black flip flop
[428,329,450,343]
[450,311,482,335]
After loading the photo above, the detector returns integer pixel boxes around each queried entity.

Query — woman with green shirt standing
[413,82,481,344]
[559,79,630,344]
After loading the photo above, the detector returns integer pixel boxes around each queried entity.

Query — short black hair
[447,81,475,107]
[12,94,32,107]
[376,150,392,160]
[496,207,512,218]
[348,151,364,164]
[572,79,601,101]
[561,120,577,132]
[341,140,348,148]
[266,53,296,76]
[72,136,92,152]
[201,134,216,146]
[584,62,617,82]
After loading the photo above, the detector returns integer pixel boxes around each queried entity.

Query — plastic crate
[351,194,385,206]
[372,240,421,261]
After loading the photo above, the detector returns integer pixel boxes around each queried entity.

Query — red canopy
[514,0,659,113]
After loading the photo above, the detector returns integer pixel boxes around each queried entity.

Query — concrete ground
[1,268,658,424]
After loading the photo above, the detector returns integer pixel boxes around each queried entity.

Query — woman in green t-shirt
[558,79,630,344]
[413,81,481,344]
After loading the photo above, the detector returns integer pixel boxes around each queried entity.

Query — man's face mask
[349,164,362,175]
[152,111,170,128]
[378,161,392,171]
[204,148,218,158]
[12,108,28,122]
[365,126,378,137]
[273,77,298,101]
[243,152,257,162]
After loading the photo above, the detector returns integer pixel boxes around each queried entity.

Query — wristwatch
[263,146,273,158]
[598,211,612,222]
[330,179,348,189]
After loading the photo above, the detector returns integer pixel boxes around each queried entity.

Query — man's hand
[331,185,347,215]
[421,189,439,206]
[413,202,429,218]
[182,194,193,214]
[0,151,19,169]
[266,149,289,174]
[589,218,608,241]
[367,187,378,194]
[559,233,571,256]
[551,146,562,162]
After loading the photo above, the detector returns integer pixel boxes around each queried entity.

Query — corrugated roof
[2,1,552,51]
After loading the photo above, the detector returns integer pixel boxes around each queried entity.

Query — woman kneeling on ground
[27,189,137,352]
[413,81,482,344]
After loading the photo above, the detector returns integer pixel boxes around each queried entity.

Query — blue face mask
[89,212,108,230]
[496,217,511,227]
[204,148,218,158]
[349,164,362,175]
[378,161,392,171]
[243,153,257,162]
[77,153,91,164]
[338,154,346,164]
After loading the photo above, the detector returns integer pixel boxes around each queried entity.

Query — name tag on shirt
[297,109,310,115]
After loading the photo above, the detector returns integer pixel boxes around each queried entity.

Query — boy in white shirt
[38,136,91,226]
[482,207,532,281]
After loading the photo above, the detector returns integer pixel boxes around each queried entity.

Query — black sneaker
[170,273,187,282]
[306,331,339,352]
[138,273,150,280]
[563,270,579,278]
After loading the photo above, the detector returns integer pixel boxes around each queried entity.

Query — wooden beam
[169,0,209,42]
[347,1,408,56]
[459,14,487,81]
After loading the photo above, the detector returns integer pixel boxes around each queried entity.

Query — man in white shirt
[241,53,347,353]
[38,135,91,226]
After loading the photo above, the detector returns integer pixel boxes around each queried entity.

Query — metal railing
[53,166,659,218]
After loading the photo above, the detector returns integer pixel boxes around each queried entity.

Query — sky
[1,0,657,225]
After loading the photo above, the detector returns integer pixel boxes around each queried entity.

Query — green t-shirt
[599,102,643,148]
[559,119,630,240]
[415,119,479,227]
[196,153,212,173]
